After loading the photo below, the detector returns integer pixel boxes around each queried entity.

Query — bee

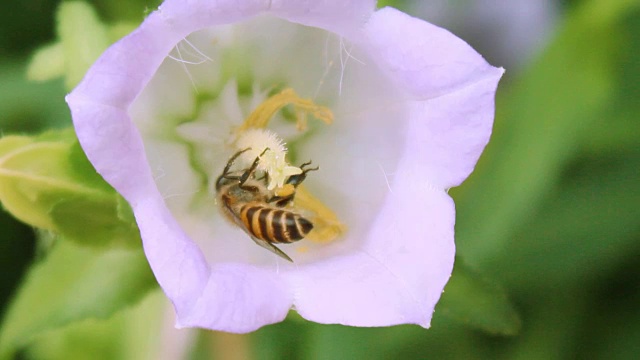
[215,148,318,262]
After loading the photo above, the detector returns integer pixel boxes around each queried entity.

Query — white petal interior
[130,15,406,266]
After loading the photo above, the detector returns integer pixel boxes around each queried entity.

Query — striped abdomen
[240,203,313,243]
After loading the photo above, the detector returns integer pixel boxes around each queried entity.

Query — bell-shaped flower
[67,0,503,333]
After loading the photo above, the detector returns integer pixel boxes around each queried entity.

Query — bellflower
[66,0,503,333]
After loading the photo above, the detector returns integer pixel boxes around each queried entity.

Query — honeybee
[215,148,318,262]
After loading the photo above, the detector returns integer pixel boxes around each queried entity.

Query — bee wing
[249,236,294,263]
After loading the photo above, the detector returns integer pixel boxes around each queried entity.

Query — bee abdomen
[240,204,313,244]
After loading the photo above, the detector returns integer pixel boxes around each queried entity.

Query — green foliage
[21,291,168,360]
[491,149,640,290]
[56,2,111,90]
[0,208,34,317]
[27,2,140,90]
[26,43,65,83]
[376,0,408,9]
[0,240,157,360]
[454,0,639,266]
[0,61,70,132]
[0,0,58,58]
[0,130,141,248]
[93,0,162,22]
[437,259,521,335]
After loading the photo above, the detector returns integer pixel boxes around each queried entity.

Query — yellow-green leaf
[0,130,140,248]
[57,2,110,90]
[27,42,65,82]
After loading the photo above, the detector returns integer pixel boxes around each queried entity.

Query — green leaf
[97,0,161,23]
[0,135,81,230]
[50,195,142,248]
[57,1,110,90]
[435,259,521,336]
[26,15,137,86]
[23,290,168,360]
[107,22,139,43]
[66,140,113,192]
[376,0,408,9]
[26,42,65,82]
[0,240,157,360]
[116,194,137,225]
[0,61,70,131]
[0,130,140,248]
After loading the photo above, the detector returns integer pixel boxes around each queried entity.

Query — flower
[66,0,503,333]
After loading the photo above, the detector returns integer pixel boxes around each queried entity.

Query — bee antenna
[303,165,319,174]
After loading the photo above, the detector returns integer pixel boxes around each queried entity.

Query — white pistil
[233,128,302,190]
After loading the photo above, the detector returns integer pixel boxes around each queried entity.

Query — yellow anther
[294,185,347,243]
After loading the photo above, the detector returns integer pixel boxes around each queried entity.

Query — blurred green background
[1,0,639,359]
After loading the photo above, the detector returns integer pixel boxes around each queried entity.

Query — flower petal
[269,0,375,38]
[285,172,455,327]
[362,7,503,99]
[176,263,292,333]
[134,194,294,333]
[406,73,503,188]
[159,0,269,31]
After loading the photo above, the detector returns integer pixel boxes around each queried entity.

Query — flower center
[131,15,407,264]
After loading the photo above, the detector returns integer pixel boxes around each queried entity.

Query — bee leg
[223,148,251,176]
[216,148,252,190]
[250,236,293,262]
[255,172,269,185]
[239,147,270,188]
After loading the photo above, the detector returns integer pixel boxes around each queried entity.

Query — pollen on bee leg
[274,184,295,197]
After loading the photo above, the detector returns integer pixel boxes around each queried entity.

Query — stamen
[294,185,347,243]
[237,88,333,132]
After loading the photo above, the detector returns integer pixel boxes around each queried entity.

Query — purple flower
[67,0,503,333]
